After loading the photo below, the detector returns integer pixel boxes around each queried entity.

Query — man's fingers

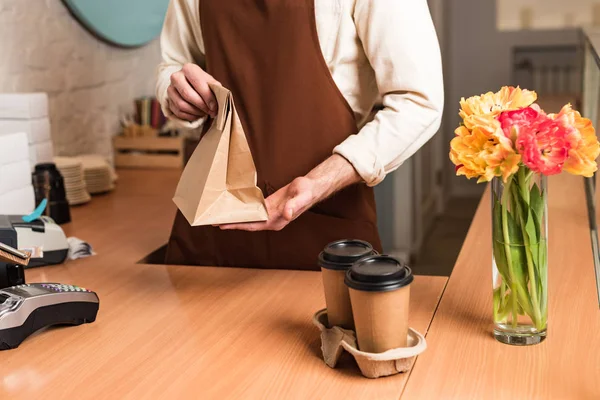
[281,197,306,222]
[167,86,204,117]
[219,222,267,231]
[168,98,200,122]
[282,190,313,222]
[182,64,219,117]
[282,199,295,222]
[170,72,211,115]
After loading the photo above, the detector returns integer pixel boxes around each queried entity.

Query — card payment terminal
[0,283,99,350]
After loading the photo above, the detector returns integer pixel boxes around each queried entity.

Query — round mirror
[62,0,170,48]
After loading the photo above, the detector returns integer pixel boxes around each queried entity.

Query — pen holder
[312,309,427,379]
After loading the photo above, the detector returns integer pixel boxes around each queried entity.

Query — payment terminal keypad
[39,283,90,293]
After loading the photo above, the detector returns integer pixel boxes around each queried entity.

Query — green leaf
[493,287,511,323]
[526,208,540,270]
[526,206,545,317]
[492,192,503,241]
[493,288,502,321]
[509,246,527,286]
[506,209,524,246]
[538,239,548,315]
[496,190,535,317]
[538,240,547,271]
[506,211,527,282]
[517,301,524,315]
[525,209,538,242]
[517,167,532,202]
[530,183,544,224]
[493,241,510,284]
[492,197,510,283]
[505,210,534,314]
[510,184,527,222]
[531,208,542,242]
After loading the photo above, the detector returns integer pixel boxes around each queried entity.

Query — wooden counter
[0,170,447,400]
[403,173,600,400]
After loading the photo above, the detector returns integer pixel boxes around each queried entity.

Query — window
[497,0,600,31]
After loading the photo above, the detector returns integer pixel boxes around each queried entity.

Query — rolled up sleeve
[156,0,207,130]
[334,0,444,186]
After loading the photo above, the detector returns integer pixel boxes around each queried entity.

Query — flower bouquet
[450,87,600,345]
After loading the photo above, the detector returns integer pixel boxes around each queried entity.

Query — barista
[157,0,444,270]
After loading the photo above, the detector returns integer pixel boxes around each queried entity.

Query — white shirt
[157,0,444,186]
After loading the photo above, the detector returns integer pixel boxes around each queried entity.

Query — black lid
[34,163,58,172]
[345,255,413,292]
[318,239,374,270]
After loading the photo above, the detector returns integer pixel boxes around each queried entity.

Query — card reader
[0,283,99,350]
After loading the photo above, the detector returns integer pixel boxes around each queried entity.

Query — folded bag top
[173,83,268,226]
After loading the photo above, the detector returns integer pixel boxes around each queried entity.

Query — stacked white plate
[53,156,92,206]
[79,155,116,194]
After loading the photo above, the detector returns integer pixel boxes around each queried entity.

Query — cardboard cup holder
[312,309,427,379]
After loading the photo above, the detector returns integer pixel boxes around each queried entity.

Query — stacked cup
[319,240,414,353]
[318,240,376,330]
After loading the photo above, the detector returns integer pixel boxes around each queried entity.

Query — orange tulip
[450,120,521,183]
[451,86,599,183]
[459,86,537,129]
[549,105,600,177]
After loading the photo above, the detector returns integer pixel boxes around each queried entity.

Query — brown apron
[165,0,382,270]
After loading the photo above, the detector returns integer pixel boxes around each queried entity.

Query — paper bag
[173,84,268,226]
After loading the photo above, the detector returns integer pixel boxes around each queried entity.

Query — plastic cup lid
[345,255,413,292]
[318,239,375,270]
[34,163,58,171]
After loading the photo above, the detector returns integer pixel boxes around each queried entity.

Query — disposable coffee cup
[345,255,414,353]
[318,239,375,330]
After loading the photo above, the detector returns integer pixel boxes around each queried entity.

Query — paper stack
[0,132,35,214]
[80,155,116,194]
[53,155,116,204]
[0,93,54,214]
[53,157,91,206]
[0,93,54,170]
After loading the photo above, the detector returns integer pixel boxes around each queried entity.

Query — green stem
[519,216,543,328]
[519,168,534,202]
[513,169,544,330]
[500,177,519,328]
[494,281,512,323]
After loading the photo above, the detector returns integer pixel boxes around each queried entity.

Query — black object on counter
[345,255,414,292]
[0,264,25,290]
[31,163,71,224]
[318,239,375,271]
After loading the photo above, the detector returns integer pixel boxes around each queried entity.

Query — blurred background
[0,0,597,276]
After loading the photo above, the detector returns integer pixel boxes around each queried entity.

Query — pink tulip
[498,106,541,142]
[513,113,571,175]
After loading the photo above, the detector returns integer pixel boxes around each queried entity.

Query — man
[157,0,443,270]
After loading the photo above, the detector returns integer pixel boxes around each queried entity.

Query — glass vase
[492,166,548,345]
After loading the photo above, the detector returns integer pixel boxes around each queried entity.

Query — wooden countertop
[0,170,447,400]
[402,173,600,400]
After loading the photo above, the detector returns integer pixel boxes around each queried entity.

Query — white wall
[498,0,600,30]
[0,0,161,159]
[445,0,580,197]
[374,0,448,259]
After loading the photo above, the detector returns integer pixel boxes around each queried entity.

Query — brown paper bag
[173,84,268,226]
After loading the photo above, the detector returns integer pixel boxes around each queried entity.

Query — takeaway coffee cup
[318,239,375,330]
[345,255,414,353]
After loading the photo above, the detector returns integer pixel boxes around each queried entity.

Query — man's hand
[167,63,220,121]
[220,177,315,231]
[219,155,361,232]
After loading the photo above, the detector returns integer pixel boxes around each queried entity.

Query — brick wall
[0,0,162,159]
